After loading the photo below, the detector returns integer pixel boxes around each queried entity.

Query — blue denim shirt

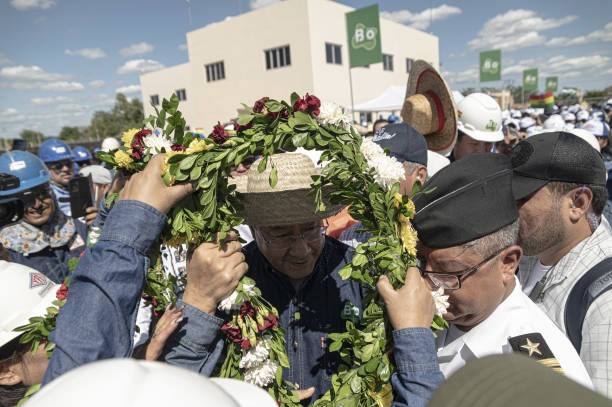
[41,200,443,406]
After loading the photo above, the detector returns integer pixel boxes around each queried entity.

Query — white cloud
[0,108,25,124]
[1,108,18,116]
[10,0,55,10]
[39,81,85,91]
[30,96,72,105]
[58,104,87,112]
[116,84,141,94]
[178,43,187,51]
[468,9,578,51]
[89,79,105,88]
[0,53,12,66]
[64,48,107,59]
[119,42,154,57]
[249,0,280,9]
[547,22,612,47]
[117,59,165,75]
[381,4,462,30]
[0,65,65,81]
[441,67,478,84]
[500,54,609,82]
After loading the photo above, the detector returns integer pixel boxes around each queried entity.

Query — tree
[19,129,44,145]
[58,126,81,141]
[88,93,144,139]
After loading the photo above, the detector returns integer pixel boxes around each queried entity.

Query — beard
[518,200,566,256]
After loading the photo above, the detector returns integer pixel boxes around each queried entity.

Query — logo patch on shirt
[30,272,47,289]
[341,301,360,323]
[69,234,85,251]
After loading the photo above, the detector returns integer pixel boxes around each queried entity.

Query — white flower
[143,133,173,154]
[431,286,450,317]
[239,338,270,369]
[359,137,384,161]
[244,359,278,388]
[368,154,405,190]
[318,101,353,131]
[217,290,243,314]
[242,281,256,297]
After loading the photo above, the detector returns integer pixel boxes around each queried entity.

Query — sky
[0,0,611,139]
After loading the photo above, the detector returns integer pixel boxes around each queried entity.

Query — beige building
[140,0,439,132]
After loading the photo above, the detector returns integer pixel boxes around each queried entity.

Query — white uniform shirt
[435,277,593,389]
[518,218,612,396]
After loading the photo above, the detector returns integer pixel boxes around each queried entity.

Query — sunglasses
[47,160,72,171]
[21,185,53,207]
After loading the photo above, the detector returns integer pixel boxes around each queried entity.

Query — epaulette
[508,332,564,374]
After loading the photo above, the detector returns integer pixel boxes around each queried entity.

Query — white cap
[577,110,589,121]
[519,117,536,130]
[456,93,504,142]
[426,150,450,178]
[79,165,112,185]
[0,260,58,347]
[501,110,510,120]
[582,120,610,138]
[526,126,543,137]
[568,128,601,152]
[568,105,580,114]
[503,118,520,129]
[25,359,278,407]
[101,137,120,152]
[564,122,576,130]
[543,115,565,130]
[511,110,522,119]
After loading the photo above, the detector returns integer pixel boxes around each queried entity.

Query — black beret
[413,153,518,248]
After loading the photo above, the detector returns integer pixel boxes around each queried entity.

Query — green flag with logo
[479,50,501,82]
[523,69,538,91]
[545,76,558,92]
[346,4,383,68]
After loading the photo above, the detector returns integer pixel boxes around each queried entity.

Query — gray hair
[461,219,519,257]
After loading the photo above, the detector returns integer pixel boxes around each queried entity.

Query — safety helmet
[0,261,58,347]
[582,119,611,139]
[519,117,536,130]
[576,110,589,122]
[37,139,73,163]
[451,90,464,104]
[0,151,50,196]
[26,359,278,407]
[526,125,543,137]
[568,128,601,152]
[604,98,612,112]
[456,93,504,142]
[543,115,565,130]
[562,112,576,122]
[101,137,120,152]
[72,146,92,162]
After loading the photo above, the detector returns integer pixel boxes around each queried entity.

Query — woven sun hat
[238,153,343,226]
[401,60,457,156]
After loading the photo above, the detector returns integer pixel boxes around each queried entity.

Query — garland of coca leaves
[99,93,448,406]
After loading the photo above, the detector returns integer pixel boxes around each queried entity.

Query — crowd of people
[1,61,612,406]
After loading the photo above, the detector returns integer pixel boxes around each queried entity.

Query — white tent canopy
[347,86,406,112]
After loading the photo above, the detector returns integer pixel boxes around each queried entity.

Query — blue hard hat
[72,146,92,162]
[0,151,50,196]
[37,139,73,163]
[388,114,399,122]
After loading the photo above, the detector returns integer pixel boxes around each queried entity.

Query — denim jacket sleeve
[162,301,226,375]
[391,327,444,407]
[42,200,166,385]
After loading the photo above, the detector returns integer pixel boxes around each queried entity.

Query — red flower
[257,314,278,332]
[266,107,289,120]
[305,93,321,116]
[240,338,252,350]
[130,129,150,161]
[56,281,68,301]
[221,324,242,343]
[151,296,158,307]
[171,144,186,151]
[240,301,256,319]
[293,98,307,112]
[211,122,229,144]
[233,121,253,132]
[253,97,270,113]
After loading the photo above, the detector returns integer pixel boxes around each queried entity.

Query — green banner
[523,69,538,91]
[545,76,558,92]
[479,50,501,82]
[346,4,382,68]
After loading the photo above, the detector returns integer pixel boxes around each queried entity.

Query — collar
[0,210,76,255]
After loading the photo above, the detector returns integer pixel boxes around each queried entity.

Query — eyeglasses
[416,246,509,290]
[258,226,327,251]
[47,160,72,171]
[21,185,53,207]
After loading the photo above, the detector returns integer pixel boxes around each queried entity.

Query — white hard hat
[501,110,510,120]
[526,126,543,137]
[456,93,504,142]
[564,122,575,130]
[101,137,120,152]
[0,260,57,347]
[426,150,450,178]
[582,119,611,138]
[452,90,464,104]
[511,110,522,119]
[576,110,589,121]
[25,359,278,407]
[519,117,536,130]
[543,115,565,130]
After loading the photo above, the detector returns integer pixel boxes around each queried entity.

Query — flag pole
[348,65,356,123]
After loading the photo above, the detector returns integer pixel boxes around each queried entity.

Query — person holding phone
[0,151,87,283]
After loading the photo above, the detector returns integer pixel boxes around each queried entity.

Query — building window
[325,43,342,65]
[406,58,414,73]
[265,45,291,70]
[175,89,187,101]
[383,54,393,71]
[150,95,159,106]
[205,61,225,82]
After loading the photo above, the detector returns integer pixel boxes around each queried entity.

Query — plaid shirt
[518,218,612,397]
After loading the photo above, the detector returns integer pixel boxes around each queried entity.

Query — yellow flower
[121,128,140,148]
[399,222,418,256]
[163,151,178,176]
[114,150,133,168]
[394,193,416,221]
[186,138,211,155]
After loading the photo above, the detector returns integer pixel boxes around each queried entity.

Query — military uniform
[435,277,592,389]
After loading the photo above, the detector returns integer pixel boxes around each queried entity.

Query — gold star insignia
[521,338,542,357]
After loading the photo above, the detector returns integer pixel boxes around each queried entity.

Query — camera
[0,173,24,228]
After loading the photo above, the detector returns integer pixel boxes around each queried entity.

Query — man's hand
[118,154,194,214]
[182,232,248,315]
[84,206,98,227]
[376,267,435,330]
[145,303,183,361]
[295,387,315,401]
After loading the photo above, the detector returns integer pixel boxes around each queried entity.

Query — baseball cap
[510,131,606,200]
[519,117,536,130]
[373,123,427,166]
[582,119,610,139]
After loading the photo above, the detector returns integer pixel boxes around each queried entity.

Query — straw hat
[237,153,343,226]
[401,60,457,156]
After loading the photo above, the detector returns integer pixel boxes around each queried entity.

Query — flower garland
[99,92,448,406]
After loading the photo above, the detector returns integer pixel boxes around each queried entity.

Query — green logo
[482,58,500,74]
[485,120,497,131]
[351,23,378,50]
[341,301,360,323]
